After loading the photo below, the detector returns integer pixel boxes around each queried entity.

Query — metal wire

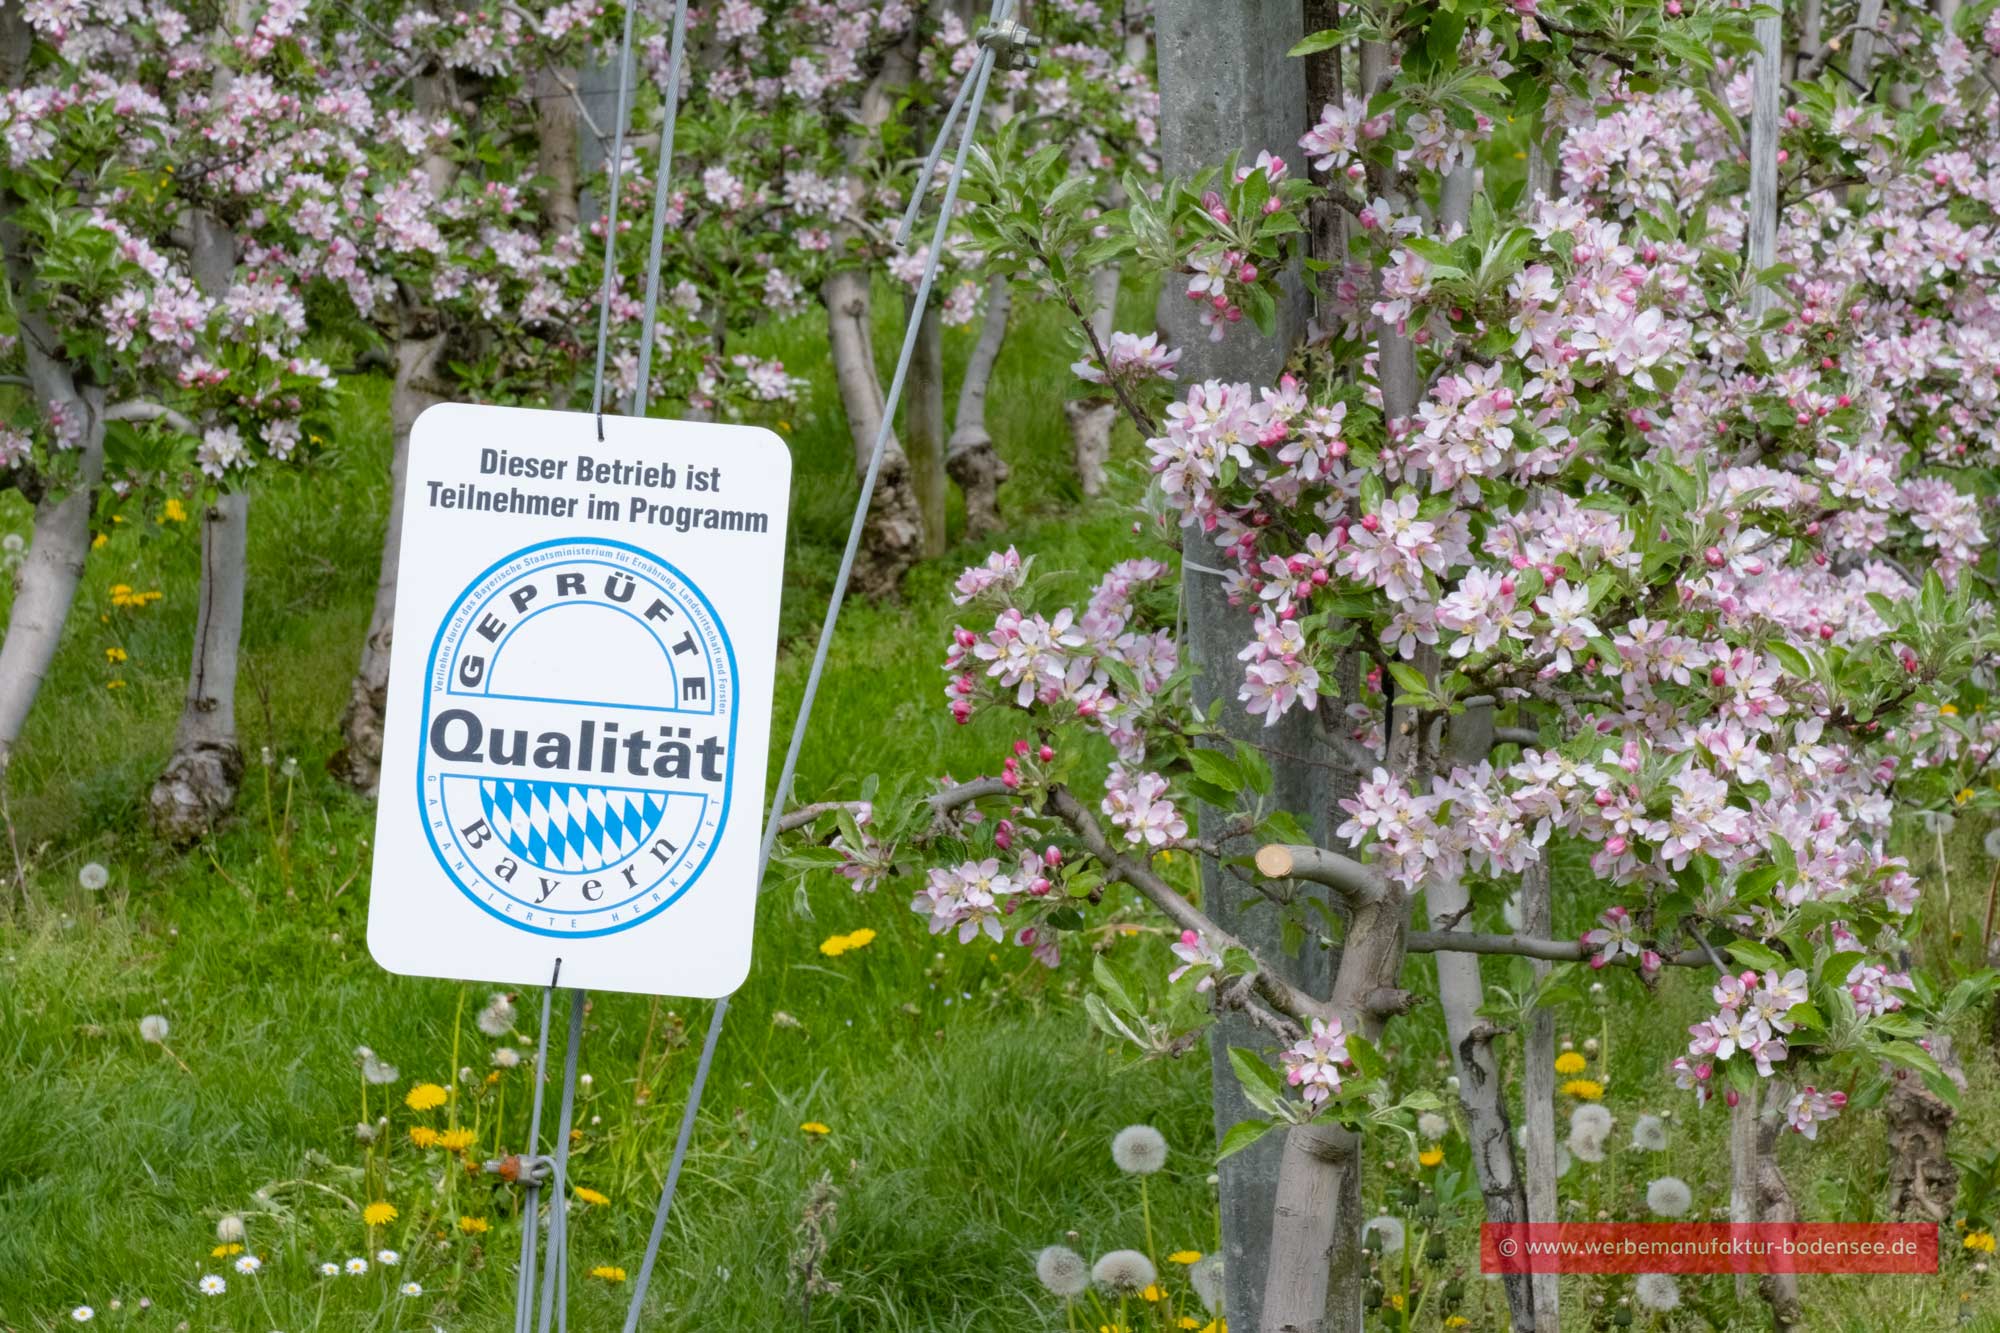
[586,0,641,438]
[630,0,693,419]
[619,3,1017,1324]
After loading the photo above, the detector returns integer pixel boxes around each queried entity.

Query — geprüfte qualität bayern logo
[417,538,737,938]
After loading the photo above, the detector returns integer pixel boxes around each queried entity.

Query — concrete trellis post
[1153,5,1347,1329]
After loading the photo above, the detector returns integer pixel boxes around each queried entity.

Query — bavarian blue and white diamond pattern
[479,779,671,874]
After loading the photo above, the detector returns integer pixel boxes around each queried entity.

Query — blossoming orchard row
[780,0,2000,1326]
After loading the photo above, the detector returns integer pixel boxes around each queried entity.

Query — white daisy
[233,1254,262,1275]
[401,1282,424,1297]
[197,1274,226,1295]
[345,1257,369,1276]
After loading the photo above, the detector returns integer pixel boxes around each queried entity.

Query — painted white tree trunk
[150,205,248,839]
[333,333,444,793]
[1520,858,1560,1329]
[1067,262,1123,495]
[1426,710,1537,1331]
[946,276,1011,539]
[0,410,104,764]
[824,266,926,598]
[149,488,248,840]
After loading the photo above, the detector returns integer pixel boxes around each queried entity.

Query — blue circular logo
[417,538,737,938]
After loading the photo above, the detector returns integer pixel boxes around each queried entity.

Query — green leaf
[1387,662,1432,697]
[1188,747,1245,792]
[1228,1047,1293,1119]
[1218,1117,1280,1160]
[1287,27,1350,57]
[1767,641,1811,678]
[1725,940,1786,973]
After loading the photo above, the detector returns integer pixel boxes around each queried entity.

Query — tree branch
[1049,784,1327,1025]
[1406,930,1707,967]
[105,399,197,435]
[1254,842,1393,907]
[775,775,1012,835]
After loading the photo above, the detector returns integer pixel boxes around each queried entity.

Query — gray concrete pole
[1154,6,1332,1328]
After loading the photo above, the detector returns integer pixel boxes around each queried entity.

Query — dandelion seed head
[1567,1124,1607,1163]
[492,1046,522,1069]
[1647,1176,1693,1217]
[2,533,22,553]
[1363,1215,1405,1255]
[356,1046,399,1085]
[1110,1124,1168,1175]
[1417,1112,1450,1141]
[216,1214,246,1243]
[1635,1273,1681,1311]
[1091,1249,1157,1292]
[1570,1104,1613,1139]
[476,994,516,1037]
[1631,1114,1669,1152]
[78,862,108,890]
[139,1014,170,1043]
[1190,1253,1225,1313]
[1035,1245,1089,1297]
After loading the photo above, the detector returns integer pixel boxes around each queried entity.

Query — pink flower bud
[1819,623,1834,641]
[1704,546,1726,568]
[1238,263,1259,283]
[1029,877,1052,896]
[1605,835,1628,856]
[951,701,971,723]
[1044,845,1063,867]
[1361,513,1380,533]
[1711,666,1728,687]
[1594,788,1613,807]
[1500,577,1516,597]
[1726,1088,1740,1108]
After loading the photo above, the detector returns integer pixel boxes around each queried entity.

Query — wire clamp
[976,19,1040,70]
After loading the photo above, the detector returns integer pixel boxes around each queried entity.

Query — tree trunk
[1158,6,1329,1330]
[1425,710,1536,1331]
[823,267,924,599]
[0,408,104,764]
[946,277,1011,539]
[0,46,107,769]
[1519,859,1560,1330]
[536,62,582,236]
[151,205,248,839]
[149,489,248,841]
[332,332,445,793]
[1753,1095,1803,1331]
[1886,1035,1963,1222]
[904,297,948,557]
[1067,263,1122,495]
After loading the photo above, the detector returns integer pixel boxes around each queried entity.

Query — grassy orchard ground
[0,282,1998,1331]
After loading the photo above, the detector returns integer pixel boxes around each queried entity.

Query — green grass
[4,280,2000,1331]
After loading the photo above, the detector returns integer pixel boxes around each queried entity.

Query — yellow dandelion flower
[408,1126,440,1149]
[1561,1078,1605,1101]
[1180,1321,1202,1331]
[438,1127,477,1153]
[1140,1283,1165,1302]
[1956,788,1975,806]
[590,1265,627,1281]
[364,1201,397,1227]
[1965,1231,1996,1253]
[160,498,187,523]
[1389,1292,1406,1311]
[574,1186,609,1206]
[106,680,125,690]
[212,1243,244,1258]
[1418,1144,1445,1167]
[1445,1318,1470,1329]
[110,583,132,597]
[458,1216,490,1235]
[91,532,107,549]
[405,1083,448,1112]
[844,928,876,950]
[1168,1250,1203,1265]
[104,646,127,663]
[818,934,850,957]
[800,1121,831,1136]
[1554,1051,1587,1075]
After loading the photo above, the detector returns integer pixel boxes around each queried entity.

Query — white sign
[367,403,791,998]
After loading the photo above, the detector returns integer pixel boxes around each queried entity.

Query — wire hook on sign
[620,2,1023,1326]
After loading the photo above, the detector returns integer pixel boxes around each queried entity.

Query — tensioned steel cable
[620,3,1020,1326]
